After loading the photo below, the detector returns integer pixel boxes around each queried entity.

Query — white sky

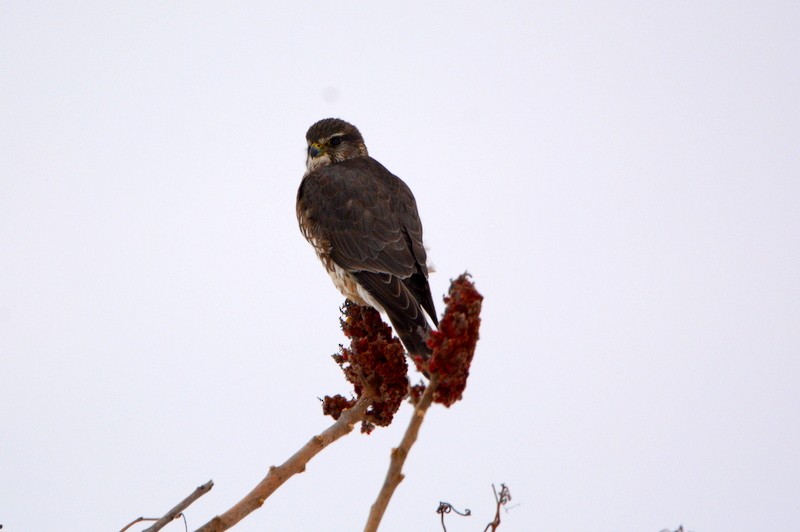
[2,2,799,531]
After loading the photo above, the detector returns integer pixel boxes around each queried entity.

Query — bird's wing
[298,157,428,278]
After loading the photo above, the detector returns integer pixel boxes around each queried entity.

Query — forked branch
[120,480,213,532]
[194,395,372,532]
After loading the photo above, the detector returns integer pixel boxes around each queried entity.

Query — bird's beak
[308,142,323,158]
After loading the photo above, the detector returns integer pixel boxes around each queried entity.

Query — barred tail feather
[384,307,432,360]
[352,271,434,359]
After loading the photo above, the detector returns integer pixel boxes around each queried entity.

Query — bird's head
[305,118,369,172]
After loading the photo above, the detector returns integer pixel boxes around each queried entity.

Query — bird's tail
[351,271,435,360]
[384,306,433,360]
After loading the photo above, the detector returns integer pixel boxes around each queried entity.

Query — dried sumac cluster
[323,273,483,428]
[426,273,483,406]
[322,301,409,433]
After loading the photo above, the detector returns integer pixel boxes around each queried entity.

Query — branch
[131,480,214,532]
[120,517,154,532]
[121,481,213,532]
[363,375,439,532]
[194,395,372,532]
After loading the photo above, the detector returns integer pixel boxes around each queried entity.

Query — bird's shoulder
[298,157,416,216]
[301,156,401,192]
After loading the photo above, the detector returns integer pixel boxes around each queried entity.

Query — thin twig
[363,375,439,532]
[194,394,372,532]
[120,517,156,532]
[128,480,213,532]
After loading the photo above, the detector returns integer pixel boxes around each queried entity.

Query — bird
[296,118,438,359]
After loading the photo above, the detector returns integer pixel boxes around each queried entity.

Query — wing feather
[299,158,427,276]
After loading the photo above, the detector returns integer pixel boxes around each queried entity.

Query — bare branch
[194,395,372,532]
[123,480,213,532]
[363,375,439,532]
[120,517,156,532]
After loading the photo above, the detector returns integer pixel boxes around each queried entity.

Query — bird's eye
[329,136,342,147]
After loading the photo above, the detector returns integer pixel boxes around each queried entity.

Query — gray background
[2,2,798,531]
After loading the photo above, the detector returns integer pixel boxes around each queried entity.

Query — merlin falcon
[296,118,438,358]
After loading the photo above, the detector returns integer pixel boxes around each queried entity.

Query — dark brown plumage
[297,118,437,358]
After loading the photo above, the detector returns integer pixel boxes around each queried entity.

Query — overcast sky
[2,2,799,531]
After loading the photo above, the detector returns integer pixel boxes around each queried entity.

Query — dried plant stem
[120,517,155,532]
[483,484,511,532]
[137,480,214,532]
[194,395,372,532]
[364,375,439,532]
[121,481,213,532]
